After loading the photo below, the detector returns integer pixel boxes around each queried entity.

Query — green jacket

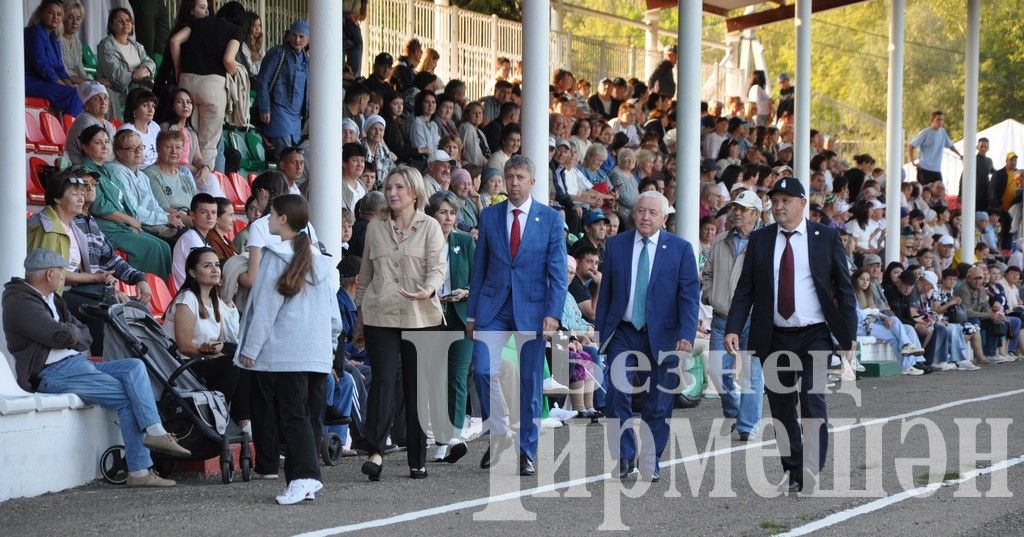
[447,231,475,324]
[26,206,88,294]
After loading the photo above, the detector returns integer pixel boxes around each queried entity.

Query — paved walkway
[4,363,1024,537]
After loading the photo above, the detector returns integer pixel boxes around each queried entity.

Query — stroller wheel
[221,435,234,484]
[100,445,129,485]
[321,433,342,466]
[240,433,253,482]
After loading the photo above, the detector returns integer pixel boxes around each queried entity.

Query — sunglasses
[64,177,85,185]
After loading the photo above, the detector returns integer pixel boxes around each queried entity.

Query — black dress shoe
[361,460,383,482]
[444,442,468,464]
[737,432,750,442]
[480,436,511,469]
[786,472,802,493]
[409,467,428,479]
[519,455,535,476]
[618,458,638,479]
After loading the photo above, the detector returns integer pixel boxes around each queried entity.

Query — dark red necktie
[778,230,795,319]
[510,208,522,259]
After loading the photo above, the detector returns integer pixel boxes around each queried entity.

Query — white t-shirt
[747,85,771,116]
[67,228,82,272]
[119,121,161,168]
[163,289,240,346]
[246,214,320,250]
[171,229,210,290]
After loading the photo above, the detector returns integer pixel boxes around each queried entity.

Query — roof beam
[644,1,730,17]
[725,0,866,32]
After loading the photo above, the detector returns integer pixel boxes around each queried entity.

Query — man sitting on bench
[3,249,192,487]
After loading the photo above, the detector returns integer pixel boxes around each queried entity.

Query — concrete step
[858,360,902,378]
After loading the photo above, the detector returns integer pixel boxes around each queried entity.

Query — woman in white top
[410,89,440,157]
[845,200,883,255]
[118,89,162,169]
[96,8,156,121]
[457,102,490,168]
[164,247,248,426]
[746,70,772,127]
[486,123,520,173]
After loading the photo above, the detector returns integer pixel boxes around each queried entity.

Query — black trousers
[251,371,325,482]
[192,357,251,423]
[364,325,438,469]
[763,323,831,479]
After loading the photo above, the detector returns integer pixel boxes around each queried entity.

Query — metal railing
[167,0,308,55]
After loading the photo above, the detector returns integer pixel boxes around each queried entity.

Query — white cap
[938,234,955,246]
[727,190,764,212]
[835,200,851,214]
[870,200,886,210]
[921,270,939,288]
[777,142,793,152]
[428,149,454,164]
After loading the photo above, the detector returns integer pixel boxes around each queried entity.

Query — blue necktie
[632,238,650,330]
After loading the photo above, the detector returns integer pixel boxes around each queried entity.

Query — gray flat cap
[24,249,67,271]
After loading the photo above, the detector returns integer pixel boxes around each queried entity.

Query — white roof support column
[522,0,550,202]
[794,0,812,199]
[884,0,906,265]
[433,0,451,82]
[675,0,701,245]
[644,9,661,77]
[551,0,566,70]
[308,0,344,270]
[960,0,980,261]
[0,0,27,394]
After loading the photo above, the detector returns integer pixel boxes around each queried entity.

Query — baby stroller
[84,302,252,484]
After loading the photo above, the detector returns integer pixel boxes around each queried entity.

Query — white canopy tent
[903,119,1024,195]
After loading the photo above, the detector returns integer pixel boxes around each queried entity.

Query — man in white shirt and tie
[725,178,856,493]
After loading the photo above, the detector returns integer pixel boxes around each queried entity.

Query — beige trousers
[179,73,227,167]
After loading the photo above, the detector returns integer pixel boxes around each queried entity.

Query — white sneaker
[542,377,570,395]
[432,444,449,462]
[540,417,563,429]
[938,362,956,371]
[901,345,926,356]
[851,359,866,373]
[902,367,924,376]
[956,361,981,371]
[276,479,323,505]
[992,355,1012,363]
[548,405,578,422]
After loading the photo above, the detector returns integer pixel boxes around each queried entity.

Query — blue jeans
[325,371,355,444]
[926,323,951,364]
[709,314,763,434]
[37,354,161,472]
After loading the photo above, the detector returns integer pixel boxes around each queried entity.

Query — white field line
[294,387,1024,537]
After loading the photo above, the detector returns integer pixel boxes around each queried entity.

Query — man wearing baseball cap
[776,72,794,120]
[424,149,456,196]
[573,209,611,263]
[726,177,857,493]
[935,234,957,272]
[702,190,765,442]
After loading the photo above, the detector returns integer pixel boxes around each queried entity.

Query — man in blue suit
[466,155,567,476]
[596,192,700,482]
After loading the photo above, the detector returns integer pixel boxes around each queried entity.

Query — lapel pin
[814,231,820,236]
[662,245,667,249]
[534,217,540,222]
[453,245,461,254]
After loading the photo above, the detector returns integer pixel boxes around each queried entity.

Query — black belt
[619,321,647,333]
[773,322,827,334]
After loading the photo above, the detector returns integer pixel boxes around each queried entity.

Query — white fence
[361,0,742,103]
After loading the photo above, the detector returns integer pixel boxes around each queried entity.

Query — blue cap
[583,210,610,226]
[290,20,309,37]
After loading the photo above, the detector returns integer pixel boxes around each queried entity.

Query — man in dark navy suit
[596,192,700,482]
[725,178,856,493]
[466,155,567,476]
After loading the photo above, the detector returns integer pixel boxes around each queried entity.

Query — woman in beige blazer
[355,165,447,481]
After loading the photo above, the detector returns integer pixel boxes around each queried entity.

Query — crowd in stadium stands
[8,0,1024,505]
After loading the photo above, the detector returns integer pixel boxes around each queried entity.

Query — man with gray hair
[597,190,700,481]
[3,249,191,487]
[467,154,567,476]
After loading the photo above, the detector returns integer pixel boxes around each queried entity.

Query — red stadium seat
[144,273,173,320]
[62,113,75,134]
[25,97,51,109]
[230,172,252,203]
[25,111,60,154]
[110,118,122,129]
[216,171,245,212]
[27,156,48,204]
[114,249,129,261]
[39,112,67,151]
[233,219,247,235]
